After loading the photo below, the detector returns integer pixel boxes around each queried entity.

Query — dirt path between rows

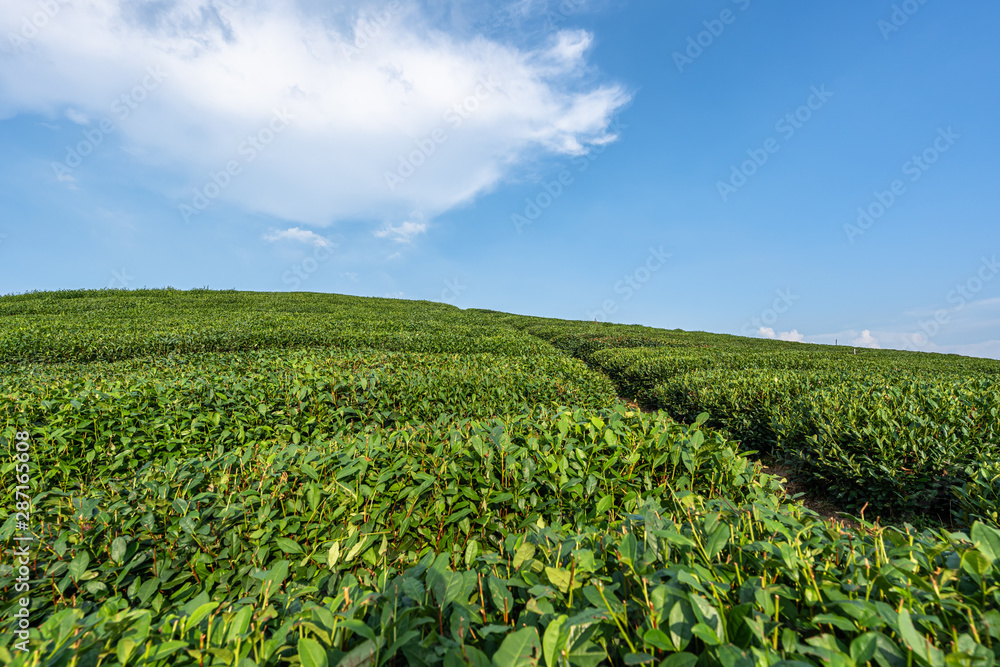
[617,398,863,530]
[762,464,862,530]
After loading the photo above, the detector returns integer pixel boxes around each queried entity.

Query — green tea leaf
[542,614,568,667]
[68,551,90,581]
[513,542,536,570]
[276,537,303,554]
[298,637,328,667]
[110,537,128,565]
[492,627,540,667]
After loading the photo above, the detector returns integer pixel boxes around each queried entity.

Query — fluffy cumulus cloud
[0,0,629,228]
[760,327,888,349]
[852,329,880,349]
[757,327,804,342]
[779,329,804,342]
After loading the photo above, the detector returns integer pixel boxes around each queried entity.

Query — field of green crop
[3,289,1000,666]
[477,312,1000,524]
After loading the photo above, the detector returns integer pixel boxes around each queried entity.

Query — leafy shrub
[955,458,1000,527]
[653,369,1000,519]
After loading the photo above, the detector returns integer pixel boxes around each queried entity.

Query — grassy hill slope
[2,289,999,666]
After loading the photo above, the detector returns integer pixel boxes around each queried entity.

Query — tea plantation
[2,289,1000,667]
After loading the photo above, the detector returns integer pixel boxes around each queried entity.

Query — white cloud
[852,329,880,349]
[65,108,88,125]
[974,297,1000,309]
[262,226,332,247]
[374,220,427,243]
[537,30,592,73]
[751,323,1000,360]
[758,327,805,342]
[0,0,629,228]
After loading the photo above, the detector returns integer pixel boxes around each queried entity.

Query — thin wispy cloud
[374,220,427,243]
[262,227,332,247]
[65,109,88,125]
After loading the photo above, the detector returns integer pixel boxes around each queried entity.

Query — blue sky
[1,0,998,358]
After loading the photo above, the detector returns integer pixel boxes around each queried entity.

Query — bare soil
[762,464,862,530]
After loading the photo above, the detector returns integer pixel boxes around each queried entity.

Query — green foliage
[2,289,1000,666]
[652,369,1000,518]
[475,310,1000,525]
[0,347,615,457]
[0,290,555,363]
[0,400,777,664]
[5,484,1000,665]
[955,459,1000,527]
